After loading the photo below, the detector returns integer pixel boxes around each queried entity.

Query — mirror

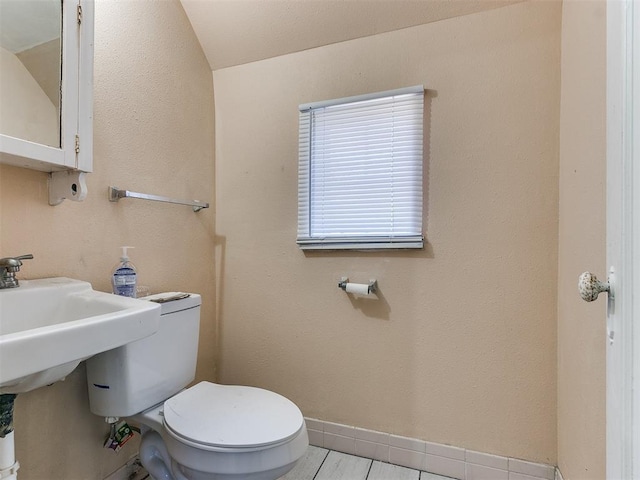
[0,0,93,202]
[0,0,62,148]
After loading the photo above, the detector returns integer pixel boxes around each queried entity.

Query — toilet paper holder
[338,277,378,294]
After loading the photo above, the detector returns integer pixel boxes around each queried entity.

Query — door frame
[606,1,638,478]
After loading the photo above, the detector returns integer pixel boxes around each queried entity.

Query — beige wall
[557,0,607,478]
[214,1,560,464]
[0,1,215,479]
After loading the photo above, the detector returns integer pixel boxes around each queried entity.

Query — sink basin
[0,277,160,394]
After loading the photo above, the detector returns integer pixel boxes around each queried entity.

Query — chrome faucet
[0,254,33,289]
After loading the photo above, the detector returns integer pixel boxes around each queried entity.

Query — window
[297,86,424,250]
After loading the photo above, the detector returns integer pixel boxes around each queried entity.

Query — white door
[606,1,639,478]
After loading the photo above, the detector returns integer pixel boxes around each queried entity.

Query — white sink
[0,277,160,394]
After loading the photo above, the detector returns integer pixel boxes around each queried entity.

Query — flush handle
[578,272,610,302]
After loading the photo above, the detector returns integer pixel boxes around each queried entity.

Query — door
[606,1,639,478]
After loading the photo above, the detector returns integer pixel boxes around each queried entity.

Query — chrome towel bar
[108,187,209,212]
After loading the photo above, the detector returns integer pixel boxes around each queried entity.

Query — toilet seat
[162,381,305,451]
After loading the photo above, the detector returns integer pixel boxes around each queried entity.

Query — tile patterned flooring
[281,446,454,480]
[127,446,454,480]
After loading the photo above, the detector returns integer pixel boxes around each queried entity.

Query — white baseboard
[306,417,556,480]
[105,419,557,480]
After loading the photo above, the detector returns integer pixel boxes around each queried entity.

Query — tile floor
[126,446,454,480]
[280,446,454,480]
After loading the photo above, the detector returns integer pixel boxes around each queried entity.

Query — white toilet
[85,293,308,480]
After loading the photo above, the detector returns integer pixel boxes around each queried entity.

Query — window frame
[297,85,425,250]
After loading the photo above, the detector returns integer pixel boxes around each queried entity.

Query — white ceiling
[180,0,524,71]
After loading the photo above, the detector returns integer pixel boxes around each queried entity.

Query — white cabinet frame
[0,0,93,204]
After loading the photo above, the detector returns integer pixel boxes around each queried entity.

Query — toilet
[85,293,308,480]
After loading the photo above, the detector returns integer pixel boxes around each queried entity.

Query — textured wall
[214,1,560,464]
[557,0,606,478]
[0,0,215,478]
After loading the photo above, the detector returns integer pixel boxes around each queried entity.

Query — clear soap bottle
[111,246,137,298]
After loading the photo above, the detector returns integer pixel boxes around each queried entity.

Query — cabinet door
[0,0,93,173]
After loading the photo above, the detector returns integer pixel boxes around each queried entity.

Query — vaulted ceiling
[180,0,524,71]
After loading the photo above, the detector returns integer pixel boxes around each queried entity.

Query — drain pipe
[0,395,19,480]
[139,430,173,480]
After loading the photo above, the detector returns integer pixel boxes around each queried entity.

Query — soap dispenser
[112,246,137,298]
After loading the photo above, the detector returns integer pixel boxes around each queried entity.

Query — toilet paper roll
[344,283,371,295]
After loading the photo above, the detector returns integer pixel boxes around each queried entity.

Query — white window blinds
[297,86,424,250]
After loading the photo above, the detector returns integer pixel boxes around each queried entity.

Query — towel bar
[109,187,209,212]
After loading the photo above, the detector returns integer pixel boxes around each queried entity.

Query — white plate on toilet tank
[163,381,304,449]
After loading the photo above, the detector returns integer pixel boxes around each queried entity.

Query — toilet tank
[86,293,201,417]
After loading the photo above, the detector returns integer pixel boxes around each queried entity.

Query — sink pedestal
[0,394,18,480]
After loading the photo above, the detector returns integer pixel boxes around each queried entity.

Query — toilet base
[137,420,308,480]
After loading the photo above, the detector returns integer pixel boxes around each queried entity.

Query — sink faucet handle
[0,254,34,271]
[0,254,33,289]
[14,254,34,262]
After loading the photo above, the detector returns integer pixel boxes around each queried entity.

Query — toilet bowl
[136,382,308,480]
[85,293,308,480]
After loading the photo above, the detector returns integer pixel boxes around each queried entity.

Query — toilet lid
[163,381,304,449]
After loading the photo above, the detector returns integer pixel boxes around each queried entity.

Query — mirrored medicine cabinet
[0,0,93,205]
